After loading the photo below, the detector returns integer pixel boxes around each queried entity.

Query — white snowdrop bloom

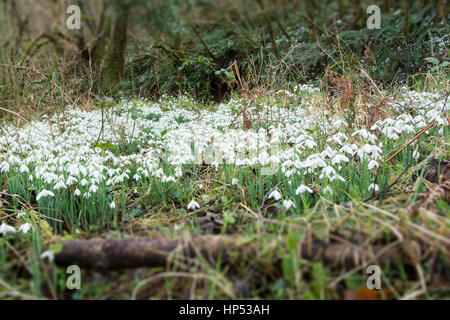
[295,185,313,195]
[332,154,349,165]
[340,145,354,155]
[304,139,317,149]
[79,166,87,176]
[187,200,200,210]
[403,124,415,134]
[323,186,333,195]
[80,178,88,186]
[19,164,29,173]
[18,223,32,234]
[110,202,116,209]
[74,189,81,196]
[0,161,10,173]
[412,149,420,159]
[66,176,78,185]
[368,160,379,170]
[283,200,296,210]
[330,174,345,182]
[232,178,239,185]
[67,164,80,176]
[328,132,348,145]
[17,212,26,218]
[40,250,54,262]
[368,183,379,192]
[268,190,282,201]
[198,184,204,189]
[36,190,55,201]
[54,180,66,190]
[89,185,98,193]
[161,175,176,183]
[388,133,399,140]
[323,166,336,177]
[0,223,16,235]
[133,174,141,181]
[175,166,183,177]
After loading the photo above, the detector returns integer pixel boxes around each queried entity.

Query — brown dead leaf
[343,287,392,300]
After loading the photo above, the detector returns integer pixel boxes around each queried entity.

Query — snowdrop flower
[89,185,98,193]
[110,202,116,209]
[330,174,345,182]
[187,200,200,210]
[54,180,66,190]
[161,175,176,183]
[368,160,379,170]
[340,145,354,155]
[332,154,349,165]
[283,200,296,210]
[268,190,282,201]
[304,139,317,149]
[232,178,239,185]
[19,164,29,173]
[66,176,77,185]
[175,166,183,177]
[368,183,379,192]
[18,223,32,234]
[0,161,10,173]
[36,190,55,201]
[412,149,420,159]
[17,212,26,218]
[74,189,81,196]
[323,186,333,195]
[295,185,313,195]
[40,250,55,262]
[0,223,16,235]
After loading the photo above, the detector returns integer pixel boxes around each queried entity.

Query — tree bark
[102,1,130,93]
[304,0,316,41]
[338,0,348,17]
[403,0,412,38]
[55,235,411,271]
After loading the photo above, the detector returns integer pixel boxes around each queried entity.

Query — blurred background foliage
[0,0,448,108]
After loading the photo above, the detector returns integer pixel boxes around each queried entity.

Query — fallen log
[55,235,234,271]
[54,235,412,271]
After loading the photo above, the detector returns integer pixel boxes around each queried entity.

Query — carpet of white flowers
[0,85,448,234]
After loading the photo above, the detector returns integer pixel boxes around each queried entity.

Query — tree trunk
[403,0,412,38]
[351,0,365,29]
[304,0,316,41]
[54,236,411,271]
[435,0,446,24]
[384,0,391,12]
[102,2,130,93]
[338,0,348,17]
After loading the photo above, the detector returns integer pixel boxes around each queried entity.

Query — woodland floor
[0,84,449,300]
